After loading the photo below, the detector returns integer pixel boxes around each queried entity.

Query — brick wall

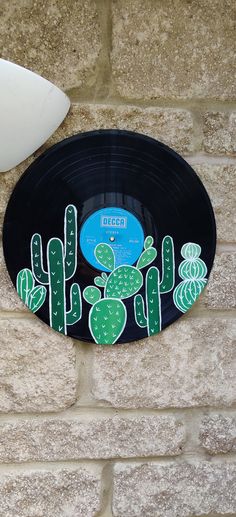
[0,1,235,516]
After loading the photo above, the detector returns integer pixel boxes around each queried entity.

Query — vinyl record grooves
[3,130,216,344]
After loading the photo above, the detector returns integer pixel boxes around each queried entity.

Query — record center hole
[109,236,115,242]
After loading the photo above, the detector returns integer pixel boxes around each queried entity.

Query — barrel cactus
[83,236,157,344]
[173,242,207,313]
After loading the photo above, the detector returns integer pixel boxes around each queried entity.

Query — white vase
[0,59,70,172]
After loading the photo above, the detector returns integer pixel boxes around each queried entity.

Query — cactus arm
[16,268,34,305]
[66,283,82,325]
[64,205,77,280]
[146,266,161,335]
[31,233,49,284]
[134,294,147,328]
[47,238,66,334]
[95,243,115,271]
[28,285,47,313]
[160,236,175,293]
[136,247,157,270]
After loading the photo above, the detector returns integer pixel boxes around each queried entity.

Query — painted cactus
[30,205,82,334]
[134,236,175,336]
[84,286,126,345]
[173,242,207,313]
[83,236,158,344]
[16,268,46,313]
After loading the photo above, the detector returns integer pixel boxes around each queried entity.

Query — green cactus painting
[134,236,175,336]
[83,236,158,344]
[16,268,46,313]
[15,200,208,344]
[173,242,208,313]
[16,205,82,334]
[83,285,127,345]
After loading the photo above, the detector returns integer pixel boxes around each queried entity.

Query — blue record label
[79,207,144,271]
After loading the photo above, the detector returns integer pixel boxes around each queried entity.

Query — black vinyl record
[3,130,216,345]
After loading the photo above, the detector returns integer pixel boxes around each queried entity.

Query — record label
[80,207,144,271]
[3,130,216,345]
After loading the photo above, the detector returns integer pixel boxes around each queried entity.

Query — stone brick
[199,415,236,454]
[111,0,236,100]
[91,318,236,408]
[112,462,236,517]
[48,104,194,154]
[0,165,25,216]
[0,319,76,412]
[0,415,184,462]
[203,112,236,155]
[0,0,101,91]
[195,163,236,242]
[204,253,236,308]
[0,468,101,517]
[0,244,26,311]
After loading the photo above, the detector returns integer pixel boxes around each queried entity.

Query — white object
[0,59,70,172]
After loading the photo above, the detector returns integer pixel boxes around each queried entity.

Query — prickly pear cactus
[83,235,158,344]
[17,205,82,335]
[173,242,207,313]
[136,237,157,269]
[89,298,127,345]
[83,284,126,344]
[95,243,115,271]
[105,266,143,299]
[16,268,46,313]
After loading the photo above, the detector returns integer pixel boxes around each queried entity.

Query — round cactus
[173,279,207,313]
[179,258,207,280]
[83,286,101,304]
[181,242,201,260]
[105,266,143,299]
[173,242,208,313]
[89,298,127,344]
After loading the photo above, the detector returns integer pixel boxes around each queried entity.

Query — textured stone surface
[112,462,236,517]
[0,415,184,462]
[0,468,101,517]
[203,112,236,155]
[0,245,25,311]
[91,318,236,408]
[200,415,236,454]
[111,0,236,100]
[0,0,101,90]
[195,163,236,242]
[204,253,236,308]
[48,104,194,154]
[0,165,25,216]
[0,319,76,412]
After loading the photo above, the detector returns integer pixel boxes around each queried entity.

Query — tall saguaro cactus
[30,205,82,334]
[134,266,161,335]
[134,236,175,336]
